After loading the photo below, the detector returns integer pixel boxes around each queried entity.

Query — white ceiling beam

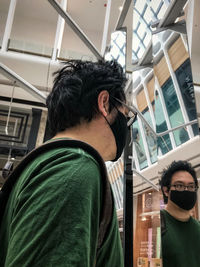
[153,20,187,35]
[158,0,188,28]
[52,0,67,60]
[101,0,112,56]
[0,62,46,104]
[1,0,17,52]
[132,168,159,191]
[115,0,132,31]
[130,42,153,72]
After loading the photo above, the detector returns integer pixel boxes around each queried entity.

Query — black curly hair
[46,59,127,136]
[160,160,198,204]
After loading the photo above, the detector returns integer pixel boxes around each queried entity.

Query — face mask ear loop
[162,185,170,204]
[167,185,170,192]
[109,96,120,112]
[103,97,119,127]
[103,114,111,127]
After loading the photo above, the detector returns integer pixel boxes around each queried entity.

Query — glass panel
[105,30,126,70]
[133,181,162,267]
[152,20,200,267]
[154,90,173,155]
[175,58,199,136]
[132,119,148,170]
[154,28,199,156]
[142,110,157,164]
[153,25,199,156]
[132,0,171,61]
[161,78,188,146]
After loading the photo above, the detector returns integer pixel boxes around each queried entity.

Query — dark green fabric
[161,209,200,267]
[0,146,124,267]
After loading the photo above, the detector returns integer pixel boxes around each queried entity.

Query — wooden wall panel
[168,36,189,71]
[146,78,155,104]
[154,56,170,86]
[136,89,148,112]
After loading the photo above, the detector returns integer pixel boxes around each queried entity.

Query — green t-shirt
[161,209,200,267]
[0,146,124,267]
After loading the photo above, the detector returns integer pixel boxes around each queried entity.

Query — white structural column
[52,0,67,60]
[132,143,140,170]
[137,114,152,166]
[154,76,176,149]
[163,48,193,138]
[186,0,195,58]
[133,93,152,166]
[101,0,112,56]
[131,96,144,170]
[1,0,17,52]
[143,80,156,131]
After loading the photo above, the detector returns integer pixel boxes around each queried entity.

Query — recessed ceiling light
[119,6,123,11]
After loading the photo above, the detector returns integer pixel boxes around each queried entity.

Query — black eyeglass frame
[110,96,137,127]
[170,184,199,192]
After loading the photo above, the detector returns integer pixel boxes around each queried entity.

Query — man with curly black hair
[160,160,200,267]
[0,60,129,267]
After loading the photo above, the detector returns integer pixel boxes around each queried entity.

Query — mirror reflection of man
[132,128,146,164]
[160,160,200,267]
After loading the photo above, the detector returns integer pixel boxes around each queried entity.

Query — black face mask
[170,190,197,210]
[105,109,128,161]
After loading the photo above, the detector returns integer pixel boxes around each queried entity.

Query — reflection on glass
[175,58,199,136]
[153,28,198,155]
[162,78,188,146]
[133,188,163,267]
[142,111,157,164]
[132,0,171,62]
[105,30,126,69]
[154,90,172,155]
[132,119,147,170]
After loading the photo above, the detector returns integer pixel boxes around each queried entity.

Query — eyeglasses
[110,96,137,127]
[170,184,199,192]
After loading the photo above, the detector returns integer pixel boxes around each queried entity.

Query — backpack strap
[0,139,113,250]
[160,209,167,235]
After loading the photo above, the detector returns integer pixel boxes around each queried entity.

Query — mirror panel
[153,27,199,155]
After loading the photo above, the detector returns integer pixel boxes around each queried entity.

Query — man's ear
[98,90,110,116]
[163,186,169,198]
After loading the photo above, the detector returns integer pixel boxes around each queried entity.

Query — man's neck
[53,118,115,161]
[166,201,191,221]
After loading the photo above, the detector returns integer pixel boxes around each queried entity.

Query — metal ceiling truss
[0,109,29,144]
[48,0,134,64]
[115,0,132,31]
[48,0,103,61]
[0,62,47,104]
